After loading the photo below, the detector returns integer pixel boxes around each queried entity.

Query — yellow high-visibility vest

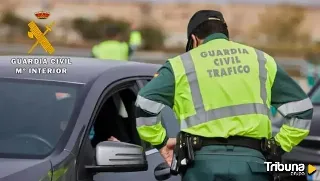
[168,39,277,139]
[92,40,129,61]
[129,31,142,46]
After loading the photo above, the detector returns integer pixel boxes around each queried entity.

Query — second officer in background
[129,23,142,51]
[92,25,132,61]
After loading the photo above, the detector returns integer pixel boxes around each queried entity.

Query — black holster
[170,132,199,175]
[261,138,285,181]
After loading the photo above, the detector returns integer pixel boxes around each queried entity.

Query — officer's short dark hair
[192,20,229,39]
[105,26,121,37]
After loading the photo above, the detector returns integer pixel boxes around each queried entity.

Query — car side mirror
[85,141,148,173]
[154,162,171,181]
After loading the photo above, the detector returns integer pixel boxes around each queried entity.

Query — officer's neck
[202,33,229,44]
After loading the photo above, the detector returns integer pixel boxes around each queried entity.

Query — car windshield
[0,79,80,158]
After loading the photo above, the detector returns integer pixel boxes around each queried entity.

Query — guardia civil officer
[91,25,133,61]
[129,23,142,51]
[135,10,313,181]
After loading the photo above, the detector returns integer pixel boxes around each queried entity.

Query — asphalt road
[0,43,308,65]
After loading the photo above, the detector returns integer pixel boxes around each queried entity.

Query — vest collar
[203,33,228,44]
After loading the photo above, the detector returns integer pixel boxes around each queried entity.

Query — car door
[76,78,146,181]
[89,78,176,181]
[94,79,180,181]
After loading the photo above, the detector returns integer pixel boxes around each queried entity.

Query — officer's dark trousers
[182,145,270,181]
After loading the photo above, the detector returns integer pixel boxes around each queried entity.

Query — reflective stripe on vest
[176,49,269,129]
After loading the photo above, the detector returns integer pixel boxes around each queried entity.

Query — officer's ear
[191,34,202,48]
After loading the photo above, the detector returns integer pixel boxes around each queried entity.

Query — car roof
[0,56,161,84]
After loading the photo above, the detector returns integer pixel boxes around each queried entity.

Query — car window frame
[88,83,140,145]
[80,78,140,149]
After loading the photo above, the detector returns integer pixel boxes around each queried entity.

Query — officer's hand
[159,138,176,166]
[107,136,120,142]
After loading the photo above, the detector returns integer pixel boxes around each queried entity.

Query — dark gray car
[0,56,181,181]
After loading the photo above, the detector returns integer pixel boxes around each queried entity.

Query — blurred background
[0,0,320,93]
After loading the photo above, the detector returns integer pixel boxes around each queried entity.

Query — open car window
[90,85,158,151]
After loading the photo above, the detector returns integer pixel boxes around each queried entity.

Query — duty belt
[171,132,282,181]
[172,133,265,176]
[199,136,262,152]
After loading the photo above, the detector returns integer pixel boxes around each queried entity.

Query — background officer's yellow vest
[168,39,277,139]
[129,31,142,46]
[92,40,129,61]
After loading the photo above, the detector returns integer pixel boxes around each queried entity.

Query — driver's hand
[107,136,120,142]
